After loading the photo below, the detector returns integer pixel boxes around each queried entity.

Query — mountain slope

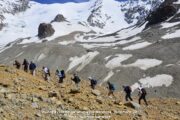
[0,65,179,119]
[0,0,180,99]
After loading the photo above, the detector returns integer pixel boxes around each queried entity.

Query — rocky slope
[0,0,180,99]
[0,65,179,120]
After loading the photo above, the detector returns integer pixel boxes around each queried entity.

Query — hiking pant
[59,77,64,83]
[45,73,50,81]
[108,90,115,97]
[125,93,133,101]
[24,66,28,72]
[91,84,96,89]
[75,83,80,89]
[30,70,36,76]
[139,93,148,105]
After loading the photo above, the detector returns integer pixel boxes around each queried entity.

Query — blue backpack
[110,84,116,91]
[60,70,65,78]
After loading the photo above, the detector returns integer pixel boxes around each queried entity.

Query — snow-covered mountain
[0,0,29,25]
[0,0,164,46]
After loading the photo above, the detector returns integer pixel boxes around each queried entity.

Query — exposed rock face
[146,0,178,27]
[38,23,55,39]
[51,14,66,22]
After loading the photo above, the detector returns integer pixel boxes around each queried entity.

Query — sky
[32,0,127,4]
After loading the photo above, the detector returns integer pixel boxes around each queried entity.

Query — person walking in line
[138,86,148,106]
[71,73,81,89]
[58,70,66,83]
[123,85,133,101]
[22,59,29,72]
[88,77,97,89]
[29,61,36,76]
[107,81,116,98]
[43,66,50,81]
[13,60,21,69]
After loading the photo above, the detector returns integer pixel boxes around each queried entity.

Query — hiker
[56,70,66,83]
[138,86,148,106]
[71,74,81,89]
[43,66,50,81]
[107,81,116,98]
[29,61,36,76]
[22,59,29,72]
[88,77,97,89]
[13,60,21,69]
[123,85,133,101]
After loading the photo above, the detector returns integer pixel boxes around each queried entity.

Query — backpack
[125,86,131,93]
[141,88,147,94]
[75,76,81,83]
[110,84,116,91]
[60,70,66,78]
[91,79,97,85]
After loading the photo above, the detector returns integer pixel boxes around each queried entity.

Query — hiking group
[13,59,148,106]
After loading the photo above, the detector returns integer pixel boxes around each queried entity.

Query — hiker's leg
[125,94,128,101]
[139,95,143,104]
[45,73,48,80]
[59,77,63,83]
[33,70,36,76]
[129,93,133,101]
[143,94,148,105]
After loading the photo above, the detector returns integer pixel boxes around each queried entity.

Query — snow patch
[105,54,132,69]
[37,53,46,61]
[100,71,114,85]
[122,41,152,50]
[124,58,162,70]
[58,40,76,45]
[131,74,173,91]
[162,29,180,39]
[67,51,99,72]
[161,21,180,29]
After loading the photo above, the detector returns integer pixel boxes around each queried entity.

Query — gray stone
[48,91,58,98]
[32,102,38,109]
[70,89,80,94]
[96,97,103,104]
[38,23,55,38]
[92,90,101,96]
[124,102,141,110]
[52,14,66,22]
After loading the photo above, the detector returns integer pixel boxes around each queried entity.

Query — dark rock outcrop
[146,0,178,27]
[38,23,55,39]
[51,14,66,23]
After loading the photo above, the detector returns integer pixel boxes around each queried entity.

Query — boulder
[92,90,101,96]
[48,91,58,98]
[146,1,177,27]
[52,14,66,22]
[176,101,180,105]
[38,23,55,39]
[69,88,80,94]
[124,101,141,110]
[96,96,104,104]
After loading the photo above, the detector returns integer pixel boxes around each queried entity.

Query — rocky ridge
[0,65,179,119]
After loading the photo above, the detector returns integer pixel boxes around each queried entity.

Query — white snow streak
[124,59,162,70]
[122,41,152,50]
[105,54,132,69]
[67,51,99,72]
